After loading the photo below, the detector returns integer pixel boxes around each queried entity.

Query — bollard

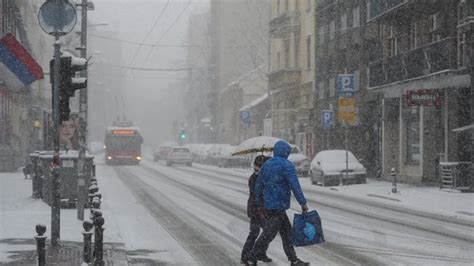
[93,216,105,266]
[34,224,47,266]
[391,167,397,193]
[82,220,94,264]
[92,196,101,209]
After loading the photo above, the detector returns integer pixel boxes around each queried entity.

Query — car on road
[310,150,367,186]
[154,145,173,161]
[288,145,310,177]
[167,146,193,166]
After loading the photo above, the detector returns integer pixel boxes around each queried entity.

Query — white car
[310,150,367,186]
[167,146,193,166]
[288,145,310,177]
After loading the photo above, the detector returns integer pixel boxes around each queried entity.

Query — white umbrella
[232,136,285,156]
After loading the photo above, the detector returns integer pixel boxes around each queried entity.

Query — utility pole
[51,31,61,247]
[77,0,88,221]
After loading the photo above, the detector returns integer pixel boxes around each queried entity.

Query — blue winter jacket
[255,141,307,211]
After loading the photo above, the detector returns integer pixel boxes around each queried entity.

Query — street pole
[51,33,61,247]
[77,0,88,221]
[345,123,349,185]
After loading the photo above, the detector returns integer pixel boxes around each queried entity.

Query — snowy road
[98,160,474,265]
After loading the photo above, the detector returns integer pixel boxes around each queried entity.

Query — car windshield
[317,151,358,163]
[2,1,472,265]
[173,148,189,153]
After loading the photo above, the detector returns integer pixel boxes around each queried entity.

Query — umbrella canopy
[232,136,284,156]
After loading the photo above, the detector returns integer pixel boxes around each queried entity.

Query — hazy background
[87,0,209,151]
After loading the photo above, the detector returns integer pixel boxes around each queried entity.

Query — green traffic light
[180,133,186,139]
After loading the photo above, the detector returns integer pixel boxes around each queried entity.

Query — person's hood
[273,140,291,159]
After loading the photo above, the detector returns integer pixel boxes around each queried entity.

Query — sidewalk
[0,171,132,265]
[0,239,128,265]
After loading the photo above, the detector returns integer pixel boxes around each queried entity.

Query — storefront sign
[406,89,441,108]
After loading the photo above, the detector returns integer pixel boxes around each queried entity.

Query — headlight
[107,156,112,160]
[136,156,142,160]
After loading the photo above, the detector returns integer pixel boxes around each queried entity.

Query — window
[319,25,325,45]
[329,20,335,40]
[277,0,280,15]
[429,12,441,42]
[409,21,418,50]
[353,70,360,91]
[329,78,335,97]
[353,6,360,27]
[318,81,325,100]
[406,107,421,165]
[277,51,281,69]
[284,39,290,68]
[306,36,311,69]
[458,0,466,24]
[341,13,347,31]
[458,33,467,67]
[306,0,311,11]
[285,0,289,11]
[388,26,398,57]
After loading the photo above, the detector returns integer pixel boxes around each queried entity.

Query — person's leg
[250,213,280,261]
[241,218,261,261]
[278,212,298,262]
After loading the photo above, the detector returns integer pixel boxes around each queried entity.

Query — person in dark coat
[249,140,310,266]
[241,155,272,264]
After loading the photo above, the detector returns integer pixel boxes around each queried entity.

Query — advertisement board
[44,112,80,150]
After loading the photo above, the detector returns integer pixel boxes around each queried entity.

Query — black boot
[257,255,272,262]
[290,259,310,266]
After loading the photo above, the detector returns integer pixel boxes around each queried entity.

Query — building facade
[0,0,50,170]
[209,0,270,143]
[269,0,316,157]
[313,0,472,183]
[313,0,382,177]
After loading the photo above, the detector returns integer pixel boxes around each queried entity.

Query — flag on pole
[0,33,44,89]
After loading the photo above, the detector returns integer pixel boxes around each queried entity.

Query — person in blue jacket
[249,140,310,266]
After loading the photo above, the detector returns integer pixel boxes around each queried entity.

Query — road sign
[337,74,355,97]
[321,110,334,129]
[338,98,357,125]
[38,0,77,36]
[240,110,251,125]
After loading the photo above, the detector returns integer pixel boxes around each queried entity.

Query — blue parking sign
[337,74,355,97]
[240,111,251,125]
[321,110,334,129]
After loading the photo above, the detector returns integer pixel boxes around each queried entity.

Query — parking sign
[337,74,355,97]
[321,110,334,129]
[240,110,251,126]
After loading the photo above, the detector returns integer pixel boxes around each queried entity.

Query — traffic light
[50,54,87,122]
[180,129,187,140]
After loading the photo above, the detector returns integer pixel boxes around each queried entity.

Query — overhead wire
[125,0,171,73]
[138,0,193,70]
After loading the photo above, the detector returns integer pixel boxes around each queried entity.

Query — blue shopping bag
[292,210,325,247]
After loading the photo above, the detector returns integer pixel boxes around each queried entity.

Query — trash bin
[39,150,95,208]
[29,152,42,198]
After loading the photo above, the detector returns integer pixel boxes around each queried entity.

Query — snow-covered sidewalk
[194,163,474,223]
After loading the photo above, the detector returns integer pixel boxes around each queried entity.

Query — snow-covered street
[1,157,474,265]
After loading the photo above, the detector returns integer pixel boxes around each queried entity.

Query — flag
[0,33,43,89]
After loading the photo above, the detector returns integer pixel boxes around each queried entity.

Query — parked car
[288,145,310,177]
[153,145,172,161]
[310,150,367,186]
[167,146,193,166]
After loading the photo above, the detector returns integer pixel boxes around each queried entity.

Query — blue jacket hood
[273,140,290,159]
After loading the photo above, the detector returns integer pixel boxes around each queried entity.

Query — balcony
[368,38,458,88]
[268,69,301,91]
[269,11,300,39]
